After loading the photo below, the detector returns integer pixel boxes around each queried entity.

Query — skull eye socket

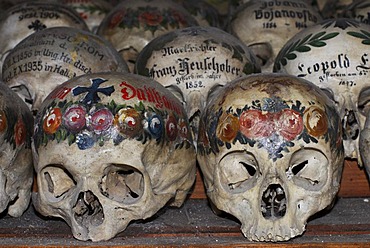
[358,87,370,116]
[41,165,76,201]
[248,42,273,67]
[286,148,328,190]
[219,151,260,193]
[100,165,144,204]
[10,84,34,106]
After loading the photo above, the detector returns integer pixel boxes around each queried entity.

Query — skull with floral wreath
[32,72,196,241]
[197,73,344,241]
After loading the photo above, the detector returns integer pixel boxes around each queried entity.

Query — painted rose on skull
[34,77,192,150]
[206,97,332,160]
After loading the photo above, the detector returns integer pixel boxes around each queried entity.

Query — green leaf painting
[274,31,339,71]
[347,30,370,45]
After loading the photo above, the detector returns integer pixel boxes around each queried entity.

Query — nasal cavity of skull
[261,184,286,220]
[73,191,104,227]
[100,165,143,204]
[342,109,359,140]
[43,166,76,199]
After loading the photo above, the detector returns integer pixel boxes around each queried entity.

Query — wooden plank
[0,198,368,247]
[339,160,369,197]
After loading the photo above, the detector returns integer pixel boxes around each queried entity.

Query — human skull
[59,0,114,33]
[228,0,322,72]
[0,82,33,217]
[197,73,344,241]
[135,26,260,141]
[0,2,88,70]
[32,72,196,241]
[274,19,370,173]
[2,26,128,115]
[97,0,198,72]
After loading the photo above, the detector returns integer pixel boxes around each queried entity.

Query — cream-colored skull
[0,82,33,217]
[228,0,322,72]
[0,2,88,71]
[32,72,196,241]
[60,0,114,33]
[274,19,370,173]
[135,26,260,141]
[197,73,344,241]
[2,26,128,115]
[97,0,198,72]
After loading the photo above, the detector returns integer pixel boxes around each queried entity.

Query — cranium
[0,2,88,71]
[2,26,128,115]
[228,0,322,72]
[274,18,370,175]
[60,0,114,33]
[135,26,260,141]
[97,0,198,72]
[32,72,196,241]
[197,73,344,241]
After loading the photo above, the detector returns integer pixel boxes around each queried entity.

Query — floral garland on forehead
[34,77,192,151]
[198,96,342,161]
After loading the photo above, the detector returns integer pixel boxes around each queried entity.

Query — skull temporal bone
[32,72,196,241]
[197,73,344,241]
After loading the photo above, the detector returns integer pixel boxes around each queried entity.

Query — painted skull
[135,26,260,141]
[0,82,33,217]
[32,72,196,241]
[0,2,88,71]
[96,0,198,72]
[60,0,114,33]
[274,19,370,174]
[2,26,128,115]
[197,73,344,241]
[228,0,322,72]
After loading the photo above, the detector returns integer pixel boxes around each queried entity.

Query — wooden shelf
[0,198,369,247]
[0,159,368,247]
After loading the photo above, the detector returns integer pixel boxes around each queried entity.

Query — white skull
[274,19,370,173]
[0,2,88,70]
[60,0,114,33]
[2,26,128,115]
[135,26,260,140]
[32,72,196,241]
[0,82,33,217]
[96,0,198,72]
[197,73,344,241]
[228,0,322,72]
